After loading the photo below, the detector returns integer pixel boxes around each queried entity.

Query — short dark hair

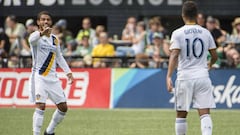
[37,11,52,20]
[182,1,198,20]
[137,21,146,30]
[7,15,17,22]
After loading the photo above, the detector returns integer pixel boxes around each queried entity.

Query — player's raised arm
[28,31,41,46]
[28,24,52,46]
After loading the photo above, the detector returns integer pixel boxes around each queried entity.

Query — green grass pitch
[0,108,239,135]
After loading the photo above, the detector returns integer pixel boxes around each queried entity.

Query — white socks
[33,108,44,135]
[175,118,187,135]
[175,114,212,135]
[46,109,66,134]
[200,114,213,135]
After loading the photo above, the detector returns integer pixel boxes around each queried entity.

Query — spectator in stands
[5,15,26,67]
[146,18,163,45]
[21,19,36,56]
[62,40,78,66]
[116,21,146,56]
[132,21,146,55]
[129,53,149,68]
[206,16,226,68]
[224,45,240,68]
[71,36,93,67]
[215,18,227,36]
[0,27,10,57]
[197,13,206,27]
[223,17,240,68]
[63,40,78,57]
[5,15,26,52]
[20,19,37,67]
[55,19,73,47]
[152,16,168,37]
[76,17,95,45]
[231,17,240,40]
[73,36,92,56]
[206,16,226,46]
[92,32,115,67]
[145,33,169,68]
[0,27,10,67]
[92,25,105,47]
[122,17,137,41]
[52,25,64,49]
[233,52,240,68]
[145,33,164,55]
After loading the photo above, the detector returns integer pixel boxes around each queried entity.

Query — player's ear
[37,20,40,26]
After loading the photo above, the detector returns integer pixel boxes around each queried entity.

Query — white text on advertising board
[0,0,182,6]
[169,75,240,108]
[0,72,89,107]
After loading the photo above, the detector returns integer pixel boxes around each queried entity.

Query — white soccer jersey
[170,25,216,80]
[28,31,71,77]
[28,31,71,103]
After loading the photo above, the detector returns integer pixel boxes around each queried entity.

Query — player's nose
[44,22,49,25]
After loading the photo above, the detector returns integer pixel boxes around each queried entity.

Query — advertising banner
[1,68,239,109]
[0,68,111,108]
[1,0,240,17]
[112,69,240,109]
[210,69,240,109]
[111,68,174,108]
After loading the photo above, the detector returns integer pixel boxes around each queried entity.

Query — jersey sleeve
[169,31,181,50]
[208,32,217,50]
[56,40,71,74]
[28,31,41,46]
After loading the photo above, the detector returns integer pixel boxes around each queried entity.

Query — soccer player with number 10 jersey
[166,1,218,135]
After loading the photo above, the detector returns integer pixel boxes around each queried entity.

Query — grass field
[0,108,239,135]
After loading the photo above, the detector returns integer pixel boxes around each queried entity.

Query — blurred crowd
[0,14,240,68]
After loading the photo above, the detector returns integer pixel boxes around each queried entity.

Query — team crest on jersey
[36,94,41,100]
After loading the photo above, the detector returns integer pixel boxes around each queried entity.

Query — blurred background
[0,0,240,68]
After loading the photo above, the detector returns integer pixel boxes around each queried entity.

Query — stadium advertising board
[1,0,240,17]
[0,68,239,109]
[0,0,182,7]
[112,69,240,109]
[0,68,111,108]
[111,68,174,108]
[210,70,240,109]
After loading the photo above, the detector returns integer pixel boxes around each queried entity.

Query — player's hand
[67,73,74,85]
[40,27,52,36]
[166,76,173,93]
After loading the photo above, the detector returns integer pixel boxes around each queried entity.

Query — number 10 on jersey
[185,38,204,59]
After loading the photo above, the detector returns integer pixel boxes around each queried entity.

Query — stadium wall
[0,68,239,109]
